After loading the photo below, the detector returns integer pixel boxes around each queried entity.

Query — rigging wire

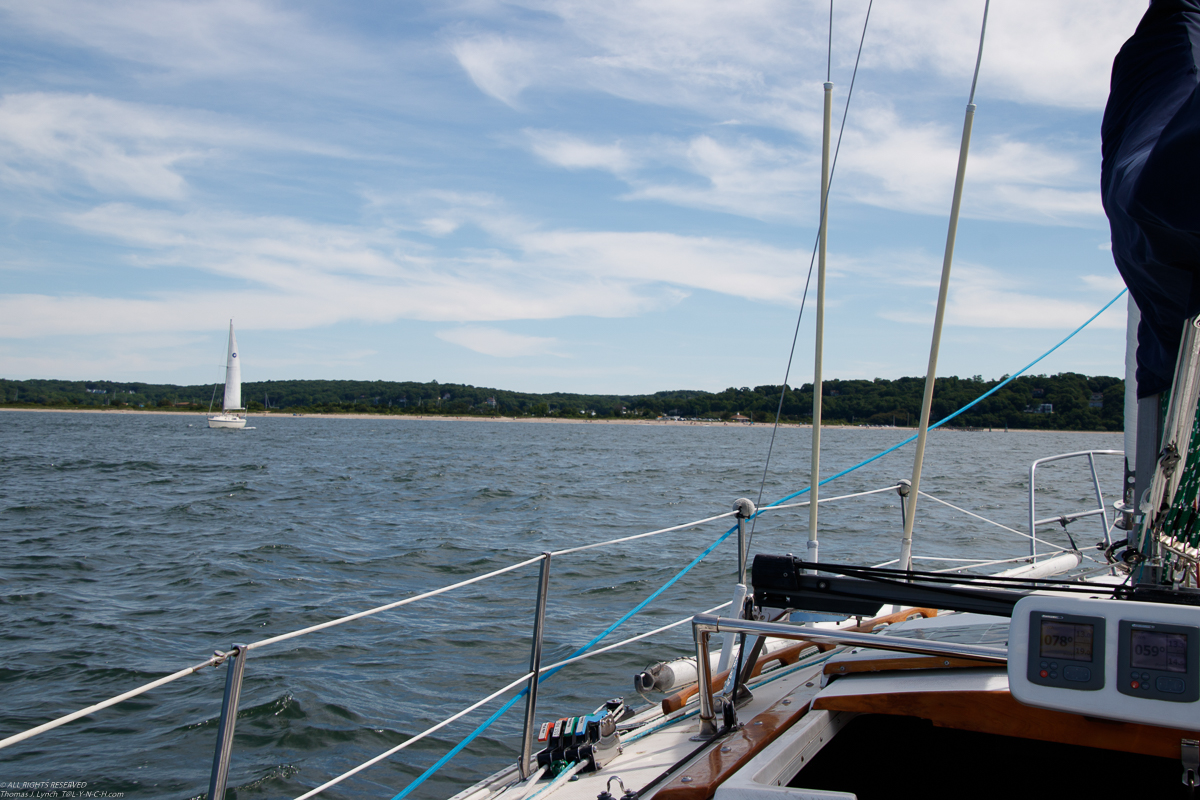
[826,0,833,83]
[386,525,738,800]
[969,0,991,106]
[748,0,873,556]
[762,288,1128,512]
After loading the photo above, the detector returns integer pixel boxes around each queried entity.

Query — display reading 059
[1040,620,1095,661]
[1130,629,1187,673]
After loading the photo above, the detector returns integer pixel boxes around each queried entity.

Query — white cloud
[0,93,203,198]
[436,326,561,357]
[1082,273,1125,293]
[626,135,810,220]
[3,188,1117,343]
[0,0,372,82]
[0,201,820,338]
[469,1,1130,227]
[0,0,1141,388]
[451,1,1142,118]
[421,217,461,236]
[451,0,825,126]
[523,130,810,220]
[452,35,543,107]
[866,1,1144,110]
[521,120,1101,225]
[509,227,805,302]
[0,331,207,378]
[525,129,633,173]
[881,265,1126,330]
[833,248,941,289]
[13,1,1129,119]
[0,92,338,200]
[832,102,1103,224]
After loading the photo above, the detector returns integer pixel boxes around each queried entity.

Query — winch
[534,699,624,773]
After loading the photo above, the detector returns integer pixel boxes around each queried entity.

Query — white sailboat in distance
[207,321,247,429]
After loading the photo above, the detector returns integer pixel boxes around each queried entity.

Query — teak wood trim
[812,689,1200,759]
[660,607,938,715]
[847,606,938,631]
[823,654,997,676]
[655,692,814,800]
[660,642,828,714]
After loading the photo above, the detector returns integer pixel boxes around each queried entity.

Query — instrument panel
[1009,595,1199,728]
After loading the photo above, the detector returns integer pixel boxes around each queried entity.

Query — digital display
[1039,620,1094,662]
[1130,629,1188,673]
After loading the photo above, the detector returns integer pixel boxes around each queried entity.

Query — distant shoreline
[0,407,786,426]
[0,406,1118,433]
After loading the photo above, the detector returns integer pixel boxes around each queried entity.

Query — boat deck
[457,609,1200,800]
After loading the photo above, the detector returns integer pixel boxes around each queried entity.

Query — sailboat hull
[207,414,246,429]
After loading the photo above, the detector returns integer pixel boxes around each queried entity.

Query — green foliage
[0,373,1126,431]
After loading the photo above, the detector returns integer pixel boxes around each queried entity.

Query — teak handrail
[660,607,936,714]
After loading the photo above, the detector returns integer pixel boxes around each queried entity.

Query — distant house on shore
[732,413,751,423]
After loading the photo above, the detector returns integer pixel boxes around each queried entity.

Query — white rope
[293,671,535,800]
[551,511,738,556]
[758,484,901,512]
[246,554,547,651]
[0,655,220,752]
[525,760,588,800]
[511,766,550,800]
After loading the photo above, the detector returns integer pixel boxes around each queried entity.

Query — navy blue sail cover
[1102,0,1200,398]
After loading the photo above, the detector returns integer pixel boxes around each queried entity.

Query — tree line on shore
[0,372,1125,431]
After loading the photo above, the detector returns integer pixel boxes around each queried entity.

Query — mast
[898,1,989,571]
[808,76,833,569]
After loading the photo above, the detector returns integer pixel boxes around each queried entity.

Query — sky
[0,0,1148,394]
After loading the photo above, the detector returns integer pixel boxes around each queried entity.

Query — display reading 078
[1040,621,1094,662]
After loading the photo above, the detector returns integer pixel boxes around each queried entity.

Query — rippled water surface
[0,411,1123,798]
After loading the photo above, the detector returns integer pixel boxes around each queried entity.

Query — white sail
[223,321,243,411]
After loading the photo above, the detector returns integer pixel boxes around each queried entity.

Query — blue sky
[0,1,1145,394]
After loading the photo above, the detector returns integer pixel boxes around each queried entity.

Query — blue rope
[386,287,1125,798]
[762,288,1128,511]
[387,526,738,800]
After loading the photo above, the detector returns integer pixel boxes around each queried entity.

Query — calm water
[0,411,1123,798]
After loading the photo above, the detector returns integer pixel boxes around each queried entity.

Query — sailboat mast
[808,77,833,569]
[899,1,989,571]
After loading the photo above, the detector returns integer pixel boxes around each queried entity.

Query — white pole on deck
[1124,297,1140,463]
[899,1,989,571]
[809,78,833,571]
